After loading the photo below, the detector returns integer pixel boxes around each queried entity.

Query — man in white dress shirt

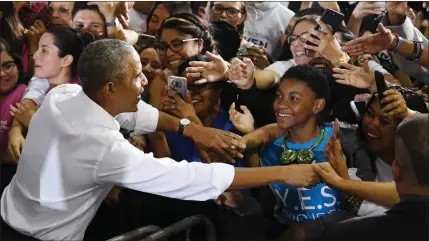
[1,39,321,241]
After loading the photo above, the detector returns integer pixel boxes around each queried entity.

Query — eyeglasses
[155,38,199,55]
[287,32,310,45]
[212,5,243,18]
[48,6,70,16]
[1,61,16,73]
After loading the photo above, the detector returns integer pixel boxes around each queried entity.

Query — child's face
[0,51,19,94]
[273,78,322,129]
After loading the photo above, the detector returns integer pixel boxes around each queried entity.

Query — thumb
[377,23,389,34]
[185,90,192,104]
[313,165,327,177]
[363,60,371,73]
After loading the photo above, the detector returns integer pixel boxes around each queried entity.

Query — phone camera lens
[172,81,182,88]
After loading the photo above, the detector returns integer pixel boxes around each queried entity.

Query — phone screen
[168,76,187,100]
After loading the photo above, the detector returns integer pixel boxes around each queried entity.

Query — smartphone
[374,70,388,109]
[350,101,367,119]
[168,76,187,100]
[307,8,345,47]
[138,34,156,47]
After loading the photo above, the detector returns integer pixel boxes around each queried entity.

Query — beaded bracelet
[407,41,418,62]
[414,41,425,62]
[388,33,400,51]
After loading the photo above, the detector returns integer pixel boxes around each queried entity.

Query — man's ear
[102,82,115,96]
[313,98,326,114]
[62,55,74,68]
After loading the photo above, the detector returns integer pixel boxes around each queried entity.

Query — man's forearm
[157,111,202,137]
[229,166,284,190]
[336,179,399,207]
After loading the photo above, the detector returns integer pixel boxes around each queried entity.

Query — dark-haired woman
[8,26,85,162]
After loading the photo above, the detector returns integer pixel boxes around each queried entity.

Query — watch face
[180,118,191,126]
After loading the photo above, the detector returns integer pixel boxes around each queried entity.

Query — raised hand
[28,20,47,54]
[229,57,255,90]
[87,2,120,20]
[386,1,416,20]
[303,18,344,63]
[342,23,395,56]
[324,120,349,180]
[352,2,385,20]
[245,45,271,69]
[380,89,408,120]
[229,103,255,134]
[186,51,229,84]
[332,60,375,89]
[159,88,196,119]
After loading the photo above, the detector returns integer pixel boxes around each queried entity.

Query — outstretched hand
[332,60,375,89]
[186,51,229,84]
[342,23,395,56]
[229,57,255,90]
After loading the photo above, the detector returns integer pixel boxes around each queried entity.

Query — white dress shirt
[21,77,159,135]
[1,84,235,241]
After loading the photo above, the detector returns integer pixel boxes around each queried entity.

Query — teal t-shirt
[260,126,342,223]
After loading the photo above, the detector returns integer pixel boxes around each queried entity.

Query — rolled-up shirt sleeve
[21,77,50,105]
[94,137,235,201]
[115,100,159,135]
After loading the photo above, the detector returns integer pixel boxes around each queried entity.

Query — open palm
[342,24,395,56]
[229,103,255,134]
[332,61,375,89]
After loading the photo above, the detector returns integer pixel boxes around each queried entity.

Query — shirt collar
[75,88,120,131]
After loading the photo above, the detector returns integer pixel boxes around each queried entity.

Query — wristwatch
[105,18,120,27]
[178,118,191,136]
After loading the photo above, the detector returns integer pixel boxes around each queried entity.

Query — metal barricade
[107,225,161,241]
[140,215,216,241]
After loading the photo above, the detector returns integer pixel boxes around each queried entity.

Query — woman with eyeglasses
[148,13,215,109]
[207,2,247,40]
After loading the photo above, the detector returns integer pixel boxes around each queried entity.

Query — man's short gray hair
[78,39,136,95]
[395,113,429,186]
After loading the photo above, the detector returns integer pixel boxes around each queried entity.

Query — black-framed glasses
[1,61,16,73]
[212,5,243,18]
[155,38,199,55]
[287,32,310,45]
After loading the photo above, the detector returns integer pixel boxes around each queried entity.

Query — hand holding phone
[138,34,156,47]
[307,8,345,47]
[168,76,187,100]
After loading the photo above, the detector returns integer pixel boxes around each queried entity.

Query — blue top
[165,109,247,168]
[260,126,342,223]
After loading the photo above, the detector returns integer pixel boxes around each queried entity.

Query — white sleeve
[114,100,159,135]
[95,138,235,201]
[265,60,296,77]
[21,77,50,105]
[367,60,390,75]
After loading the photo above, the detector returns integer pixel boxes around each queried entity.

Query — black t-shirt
[221,83,277,128]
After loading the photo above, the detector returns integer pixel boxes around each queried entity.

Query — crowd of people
[1,1,429,241]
